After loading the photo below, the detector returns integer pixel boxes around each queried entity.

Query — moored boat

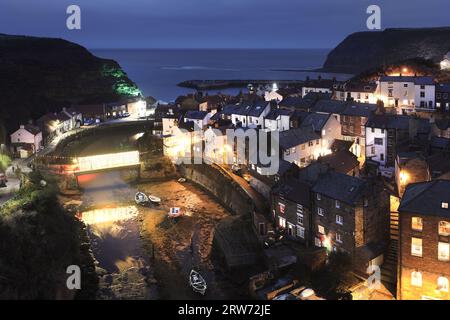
[189,269,207,295]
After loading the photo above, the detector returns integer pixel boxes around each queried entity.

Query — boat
[189,270,207,295]
[135,192,149,205]
[168,207,183,218]
[148,195,161,204]
[178,178,186,183]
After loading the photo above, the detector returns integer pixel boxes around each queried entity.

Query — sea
[92,49,351,103]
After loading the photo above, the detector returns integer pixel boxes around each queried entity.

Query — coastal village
[2,46,450,300]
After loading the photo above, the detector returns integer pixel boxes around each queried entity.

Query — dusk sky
[1,0,450,49]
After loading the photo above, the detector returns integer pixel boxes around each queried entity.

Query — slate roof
[272,178,311,208]
[184,110,209,120]
[436,84,450,93]
[379,76,434,86]
[278,127,320,149]
[265,108,292,120]
[341,102,377,117]
[312,171,366,205]
[311,100,347,115]
[343,82,377,93]
[231,102,268,117]
[22,125,41,135]
[399,180,450,218]
[317,150,359,174]
[430,136,450,149]
[279,97,315,110]
[365,114,410,130]
[300,112,330,132]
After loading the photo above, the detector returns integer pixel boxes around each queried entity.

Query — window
[308,141,313,147]
[438,242,450,261]
[296,204,303,214]
[336,215,344,225]
[335,200,340,209]
[297,213,304,226]
[371,146,375,155]
[420,92,425,98]
[374,138,383,145]
[411,237,423,257]
[316,139,320,145]
[278,216,286,229]
[297,226,305,239]
[371,128,375,133]
[315,237,322,247]
[316,193,321,201]
[442,202,449,209]
[380,153,384,161]
[285,149,290,156]
[437,277,449,292]
[411,271,422,287]
[404,83,408,87]
[439,221,450,236]
[411,217,423,231]
[318,225,325,235]
[301,144,306,150]
[421,85,425,90]
[336,233,343,243]
[317,207,325,216]
[278,202,285,214]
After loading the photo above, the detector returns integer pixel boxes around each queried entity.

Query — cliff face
[0,34,141,136]
[323,28,450,74]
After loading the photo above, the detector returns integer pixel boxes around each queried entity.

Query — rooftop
[278,127,320,149]
[311,99,347,115]
[399,180,450,218]
[312,171,366,205]
[379,76,435,86]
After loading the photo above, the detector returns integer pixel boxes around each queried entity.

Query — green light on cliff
[103,65,142,97]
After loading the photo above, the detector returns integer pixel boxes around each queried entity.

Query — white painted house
[264,108,292,132]
[10,125,43,158]
[230,102,270,128]
[184,110,212,130]
[440,52,450,70]
[334,82,378,104]
[377,76,435,113]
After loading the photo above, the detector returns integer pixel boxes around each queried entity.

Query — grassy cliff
[323,27,450,74]
[0,34,141,137]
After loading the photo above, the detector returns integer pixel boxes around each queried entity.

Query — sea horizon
[92,48,349,102]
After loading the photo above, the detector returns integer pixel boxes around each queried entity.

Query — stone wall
[178,164,255,217]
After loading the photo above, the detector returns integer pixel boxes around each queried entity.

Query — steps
[381,210,400,296]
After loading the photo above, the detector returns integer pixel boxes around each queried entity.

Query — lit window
[442,202,449,209]
[297,226,305,239]
[439,221,450,236]
[411,217,423,231]
[336,215,344,225]
[278,202,285,214]
[297,213,304,225]
[317,207,325,216]
[336,233,343,243]
[411,271,422,287]
[335,200,340,209]
[315,237,322,247]
[278,216,286,229]
[316,193,321,201]
[437,277,449,292]
[297,204,303,214]
[318,225,325,235]
[438,242,450,262]
[411,237,423,257]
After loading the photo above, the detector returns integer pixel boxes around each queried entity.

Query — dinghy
[148,195,161,204]
[178,178,186,183]
[189,270,207,295]
[168,207,183,218]
[135,192,149,205]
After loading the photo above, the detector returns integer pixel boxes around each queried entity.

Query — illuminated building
[398,180,450,300]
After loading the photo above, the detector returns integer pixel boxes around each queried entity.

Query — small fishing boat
[178,178,186,183]
[135,192,149,205]
[168,207,183,218]
[189,270,207,295]
[148,195,161,204]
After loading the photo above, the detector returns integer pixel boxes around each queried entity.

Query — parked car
[121,112,130,118]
